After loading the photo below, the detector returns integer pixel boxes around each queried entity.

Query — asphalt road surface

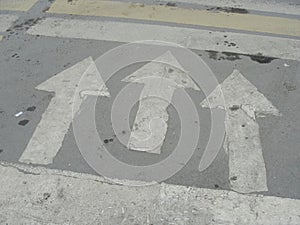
[0,0,299,224]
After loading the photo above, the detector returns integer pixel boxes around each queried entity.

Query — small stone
[229,105,240,111]
[43,193,51,200]
[27,106,36,112]
[230,176,238,181]
[15,111,23,117]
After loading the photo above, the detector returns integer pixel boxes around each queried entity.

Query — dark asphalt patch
[207,7,249,14]
[205,51,277,63]
[26,106,36,112]
[18,120,30,126]
[165,2,177,7]
[10,17,44,32]
[229,105,240,111]
[104,138,114,144]
[206,51,241,61]
[249,53,277,64]
[224,41,237,47]
[222,52,241,61]
[206,50,218,60]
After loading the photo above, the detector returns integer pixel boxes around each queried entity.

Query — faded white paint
[1,161,300,224]
[123,52,199,154]
[201,70,280,193]
[0,14,18,32]
[27,18,300,61]
[19,57,109,165]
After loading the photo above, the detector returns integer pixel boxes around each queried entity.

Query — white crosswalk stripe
[1,162,300,224]
[0,14,18,32]
[27,17,300,61]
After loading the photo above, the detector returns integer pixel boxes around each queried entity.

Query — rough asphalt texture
[0,0,299,205]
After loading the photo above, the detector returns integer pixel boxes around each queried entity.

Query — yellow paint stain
[0,35,3,41]
[0,0,38,11]
[48,0,300,37]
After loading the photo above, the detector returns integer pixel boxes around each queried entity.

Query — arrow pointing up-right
[201,69,280,193]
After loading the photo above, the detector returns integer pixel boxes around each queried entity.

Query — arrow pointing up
[123,51,199,154]
[201,69,280,193]
[19,57,109,165]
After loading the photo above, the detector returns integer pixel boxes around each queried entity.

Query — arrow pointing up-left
[19,57,109,165]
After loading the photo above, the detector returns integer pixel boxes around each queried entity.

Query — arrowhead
[201,70,280,117]
[122,51,200,91]
[36,57,110,97]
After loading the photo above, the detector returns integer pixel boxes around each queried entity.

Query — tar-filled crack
[0,162,123,186]
[0,162,41,176]
[205,50,277,64]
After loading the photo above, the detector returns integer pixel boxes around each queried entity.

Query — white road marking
[0,14,18,32]
[1,162,300,224]
[47,0,300,36]
[27,17,300,61]
[201,70,280,193]
[123,52,199,154]
[158,0,300,16]
[19,57,109,165]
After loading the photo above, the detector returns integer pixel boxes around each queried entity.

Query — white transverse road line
[19,57,109,165]
[0,14,18,32]
[0,162,300,224]
[123,52,199,154]
[157,0,300,16]
[27,18,300,61]
[201,70,280,193]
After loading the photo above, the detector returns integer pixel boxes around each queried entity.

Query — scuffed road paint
[0,162,299,224]
[201,70,280,193]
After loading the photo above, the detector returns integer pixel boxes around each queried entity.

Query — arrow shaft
[19,96,73,165]
[128,79,175,154]
[225,110,268,193]
[19,57,109,165]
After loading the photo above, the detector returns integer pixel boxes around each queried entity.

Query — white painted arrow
[19,57,109,165]
[123,51,199,154]
[201,70,280,193]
